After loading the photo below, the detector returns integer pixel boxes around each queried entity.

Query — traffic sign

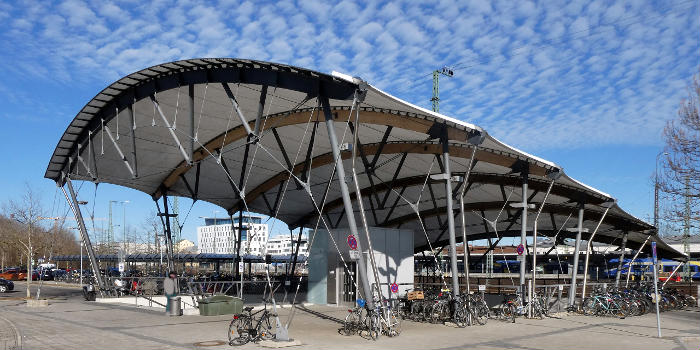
[516,244,524,255]
[118,262,125,273]
[347,235,358,250]
[349,250,361,260]
[390,283,399,294]
[651,241,658,264]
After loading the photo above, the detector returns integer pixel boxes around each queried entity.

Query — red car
[0,269,38,281]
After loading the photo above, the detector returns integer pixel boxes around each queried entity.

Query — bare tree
[659,68,700,237]
[3,184,44,298]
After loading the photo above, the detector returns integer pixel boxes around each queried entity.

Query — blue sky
[0,0,698,243]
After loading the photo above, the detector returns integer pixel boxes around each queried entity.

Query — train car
[493,260,520,273]
[607,258,700,281]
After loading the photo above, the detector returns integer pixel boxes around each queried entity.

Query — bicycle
[451,294,469,328]
[529,292,548,319]
[343,299,367,337]
[379,298,402,337]
[343,298,401,340]
[466,293,489,325]
[493,294,517,323]
[581,287,629,318]
[228,300,277,345]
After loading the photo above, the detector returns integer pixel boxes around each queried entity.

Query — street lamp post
[10,214,35,299]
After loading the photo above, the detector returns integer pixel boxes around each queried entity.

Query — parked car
[0,269,23,281]
[37,269,54,281]
[0,278,14,292]
[1,269,39,281]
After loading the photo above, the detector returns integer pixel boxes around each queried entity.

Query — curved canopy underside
[45,58,683,259]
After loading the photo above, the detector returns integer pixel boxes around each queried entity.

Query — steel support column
[614,232,629,287]
[235,209,244,279]
[519,166,529,299]
[459,195,470,294]
[286,226,304,295]
[568,202,585,307]
[455,128,486,292]
[61,177,106,295]
[161,190,175,272]
[320,94,375,309]
[442,133,460,296]
[580,202,613,304]
[127,104,138,177]
[349,116,383,300]
[531,176,557,309]
[189,84,195,162]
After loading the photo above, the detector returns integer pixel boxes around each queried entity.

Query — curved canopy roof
[45,58,684,259]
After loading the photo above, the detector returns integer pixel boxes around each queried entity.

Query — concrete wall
[306,227,328,304]
[307,226,413,304]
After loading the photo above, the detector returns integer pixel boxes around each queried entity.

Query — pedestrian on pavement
[163,271,178,314]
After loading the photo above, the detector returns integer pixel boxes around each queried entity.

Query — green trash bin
[198,296,243,316]
[197,298,220,316]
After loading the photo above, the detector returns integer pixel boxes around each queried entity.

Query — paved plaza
[1,282,698,350]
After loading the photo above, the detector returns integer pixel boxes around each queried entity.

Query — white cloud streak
[0,0,698,152]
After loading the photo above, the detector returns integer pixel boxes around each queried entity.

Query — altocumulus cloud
[0,0,698,151]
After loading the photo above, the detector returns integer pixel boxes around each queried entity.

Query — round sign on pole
[390,283,399,294]
[347,235,358,250]
[516,244,524,255]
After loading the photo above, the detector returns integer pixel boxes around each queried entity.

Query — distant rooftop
[663,235,700,244]
[200,215,264,226]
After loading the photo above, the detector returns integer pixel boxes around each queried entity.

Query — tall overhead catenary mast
[683,176,691,280]
[431,67,454,112]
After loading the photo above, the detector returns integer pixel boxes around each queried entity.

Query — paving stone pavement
[0,314,20,350]
[1,283,698,350]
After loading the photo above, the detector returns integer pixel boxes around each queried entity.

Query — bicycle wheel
[507,303,516,323]
[343,311,358,336]
[533,298,544,319]
[472,301,489,325]
[627,301,639,317]
[366,312,380,341]
[494,303,510,321]
[385,310,402,336]
[259,313,277,340]
[453,305,468,328]
[410,301,423,321]
[228,317,250,346]
[582,298,597,316]
[617,301,630,319]
[423,303,434,322]
[540,297,549,317]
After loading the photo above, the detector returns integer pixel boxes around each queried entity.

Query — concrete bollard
[27,299,49,307]
[557,285,563,313]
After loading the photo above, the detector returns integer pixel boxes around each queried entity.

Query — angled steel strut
[320,92,376,310]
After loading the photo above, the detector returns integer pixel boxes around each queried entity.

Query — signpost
[347,235,358,250]
[348,235,360,260]
[651,241,661,338]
